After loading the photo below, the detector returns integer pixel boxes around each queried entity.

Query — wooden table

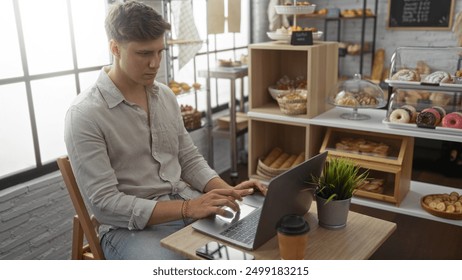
[161,202,397,260]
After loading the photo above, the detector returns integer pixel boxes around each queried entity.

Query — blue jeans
[100,219,188,260]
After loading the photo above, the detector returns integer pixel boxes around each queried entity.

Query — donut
[442,112,462,129]
[432,106,446,118]
[391,69,421,82]
[389,108,411,123]
[422,71,453,84]
[400,105,417,122]
[416,108,441,127]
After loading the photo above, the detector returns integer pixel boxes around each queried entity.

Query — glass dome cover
[328,74,386,120]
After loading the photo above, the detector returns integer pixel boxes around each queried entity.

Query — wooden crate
[320,127,414,206]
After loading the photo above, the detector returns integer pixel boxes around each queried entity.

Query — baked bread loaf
[391,69,420,82]
[262,147,283,166]
[422,71,453,84]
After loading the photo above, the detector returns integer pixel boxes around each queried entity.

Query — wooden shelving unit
[247,41,338,180]
[297,0,379,76]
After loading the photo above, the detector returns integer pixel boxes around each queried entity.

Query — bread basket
[268,85,290,100]
[276,91,307,115]
[256,158,289,180]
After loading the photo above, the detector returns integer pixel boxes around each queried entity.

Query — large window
[0,0,251,189]
[0,0,109,188]
[165,0,250,113]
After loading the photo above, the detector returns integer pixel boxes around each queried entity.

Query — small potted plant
[312,156,369,229]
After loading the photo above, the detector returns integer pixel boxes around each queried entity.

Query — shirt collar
[96,66,160,109]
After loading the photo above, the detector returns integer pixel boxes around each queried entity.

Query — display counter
[309,107,462,226]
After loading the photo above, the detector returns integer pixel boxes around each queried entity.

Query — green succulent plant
[312,156,369,203]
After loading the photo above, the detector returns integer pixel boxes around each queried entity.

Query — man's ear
[109,39,120,58]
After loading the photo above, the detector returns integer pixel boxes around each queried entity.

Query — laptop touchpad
[217,203,257,224]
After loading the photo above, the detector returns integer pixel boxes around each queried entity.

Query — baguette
[262,147,283,166]
[371,48,384,82]
[279,154,297,169]
[270,153,290,169]
[291,152,305,167]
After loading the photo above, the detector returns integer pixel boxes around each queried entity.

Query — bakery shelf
[248,119,307,180]
[247,106,311,126]
[247,41,338,180]
[385,79,462,92]
[352,180,462,227]
[309,107,462,143]
[248,41,338,118]
[382,120,462,137]
[295,0,378,76]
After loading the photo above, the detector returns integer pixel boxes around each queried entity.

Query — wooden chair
[57,157,105,260]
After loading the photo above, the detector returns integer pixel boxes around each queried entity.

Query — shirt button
[161,172,165,177]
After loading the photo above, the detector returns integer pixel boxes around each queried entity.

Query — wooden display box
[247,41,338,180]
[320,127,414,206]
[248,119,307,182]
[248,41,338,119]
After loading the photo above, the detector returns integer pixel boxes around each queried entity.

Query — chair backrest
[57,156,105,260]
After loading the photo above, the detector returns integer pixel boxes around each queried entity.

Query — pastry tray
[421,195,462,220]
[385,79,462,91]
[382,119,462,136]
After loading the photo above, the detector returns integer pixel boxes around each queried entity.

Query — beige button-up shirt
[64,67,217,234]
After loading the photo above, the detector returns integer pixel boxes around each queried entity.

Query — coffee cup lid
[277,214,310,235]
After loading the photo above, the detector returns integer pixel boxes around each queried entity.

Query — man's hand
[234,179,268,196]
[187,188,252,219]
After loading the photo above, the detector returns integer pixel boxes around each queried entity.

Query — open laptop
[192,151,327,250]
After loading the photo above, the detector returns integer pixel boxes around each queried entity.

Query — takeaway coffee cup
[276,214,310,260]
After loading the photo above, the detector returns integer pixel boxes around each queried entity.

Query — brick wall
[0,173,74,259]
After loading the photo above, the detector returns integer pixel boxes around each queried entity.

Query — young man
[64,1,264,259]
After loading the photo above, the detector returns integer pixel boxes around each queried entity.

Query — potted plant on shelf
[312,156,369,230]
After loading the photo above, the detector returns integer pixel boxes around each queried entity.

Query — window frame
[0,0,106,189]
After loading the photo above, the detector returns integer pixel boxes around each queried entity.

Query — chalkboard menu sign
[388,0,454,30]
[291,31,313,46]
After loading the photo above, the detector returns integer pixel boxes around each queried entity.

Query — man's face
[117,37,164,86]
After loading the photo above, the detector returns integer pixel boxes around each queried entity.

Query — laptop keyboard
[220,208,262,245]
